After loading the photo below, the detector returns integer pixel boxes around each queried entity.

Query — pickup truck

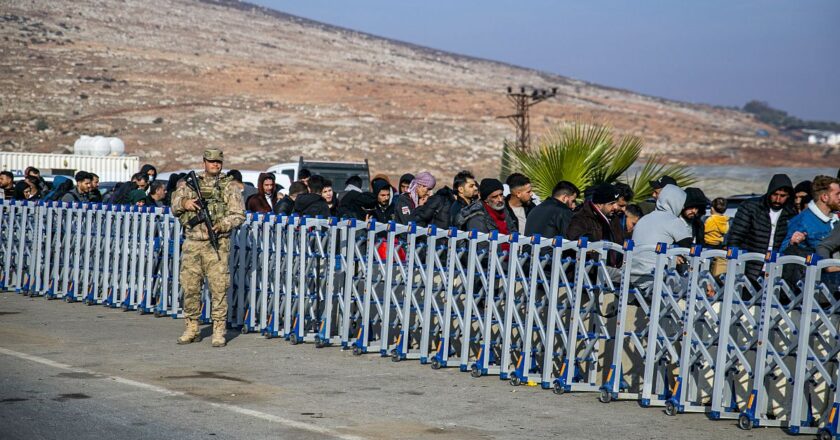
[267,158,370,193]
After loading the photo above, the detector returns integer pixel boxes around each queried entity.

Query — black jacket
[372,202,393,224]
[726,174,796,281]
[450,197,472,229]
[337,190,377,221]
[273,195,295,216]
[415,186,454,229]
[524,197,573,239]
[393,193,416,225]
[294,193,331,218]
[505,196,534,233]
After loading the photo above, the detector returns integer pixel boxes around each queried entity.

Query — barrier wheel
[65,296,74,303]
[352,346,363,356]
[737,414,753,431]
[664,401,677,416]
[470,365,482,378]
[315,339,326,348]
[139,309,149,315]
[241,326,250,335]
[289,334,300,345]
[154,310,165,318]
[264,333,274,340]
[553,382,565,395]
[121,303,129,311]
[598,389,612,403]
[818,429,833,440]
[84,299,94,306]
[390,350,400,362]
[509,376,521,387]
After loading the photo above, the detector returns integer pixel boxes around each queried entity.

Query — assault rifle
[184,171,221,260]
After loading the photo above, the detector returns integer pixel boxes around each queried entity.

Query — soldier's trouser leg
[179,238,230,322]
[205,237,231,323]
[180,240,205,320]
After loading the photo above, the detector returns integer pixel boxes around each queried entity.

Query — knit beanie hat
[591,183,620,204]
[126,189,148,205]
[479,178,504,201]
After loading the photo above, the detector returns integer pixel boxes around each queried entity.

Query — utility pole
[499,86,558,151]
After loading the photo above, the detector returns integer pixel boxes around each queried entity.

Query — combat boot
[177,318,201,344]
[211,321,227,347]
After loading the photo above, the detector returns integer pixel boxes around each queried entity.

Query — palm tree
[510,122,695,203]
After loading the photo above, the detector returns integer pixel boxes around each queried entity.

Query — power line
[498,86,558,151]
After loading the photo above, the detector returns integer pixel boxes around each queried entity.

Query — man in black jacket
[524,180,579,239]
[293,177,331,218]
[275,181,308,216]
[415,186,454,229]
[371,180,394,223]
[726,173,796,282]
[449,170,478,227]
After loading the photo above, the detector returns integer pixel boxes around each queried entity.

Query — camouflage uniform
[171,150,245,345]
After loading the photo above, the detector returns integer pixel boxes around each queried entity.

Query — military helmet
[203,149,224,161]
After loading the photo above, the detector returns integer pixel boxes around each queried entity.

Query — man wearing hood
[682,187,710,246]
[245,173,276,213]
[726,174,796,282]
[371,179,394,223]
[630,184,693,284]
[293,176,331,218]
[640,175,678,215]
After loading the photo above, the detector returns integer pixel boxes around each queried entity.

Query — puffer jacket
[415,186,455,229]
[726,174,797,281]
[455,200,515,234]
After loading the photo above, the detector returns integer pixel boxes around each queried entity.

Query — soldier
[171,149,245,347]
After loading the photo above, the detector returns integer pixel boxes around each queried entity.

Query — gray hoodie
[630,185,691,278]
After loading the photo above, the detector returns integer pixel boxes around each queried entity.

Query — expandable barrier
[3,199,839,439]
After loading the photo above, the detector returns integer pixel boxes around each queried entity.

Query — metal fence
[2,199,840,439]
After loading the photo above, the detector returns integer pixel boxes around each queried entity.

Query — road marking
[0,346,366,440]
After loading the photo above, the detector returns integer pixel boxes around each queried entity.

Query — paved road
[0,292,788,439]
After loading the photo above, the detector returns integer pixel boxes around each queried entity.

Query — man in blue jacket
[782,175,839,254]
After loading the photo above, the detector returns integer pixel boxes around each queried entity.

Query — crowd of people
[3,163,840,284]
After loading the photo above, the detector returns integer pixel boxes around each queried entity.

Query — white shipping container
[0,152,139,182]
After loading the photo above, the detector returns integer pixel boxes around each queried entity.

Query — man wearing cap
[566,183,621,243]
[640,175,677,215]
[171,149,245,347]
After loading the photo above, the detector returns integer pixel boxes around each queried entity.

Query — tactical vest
[181,174,231,225]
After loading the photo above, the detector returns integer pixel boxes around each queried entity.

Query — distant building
[804,129,840,145]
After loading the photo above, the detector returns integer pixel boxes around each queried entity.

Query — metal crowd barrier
[3,199,840,439]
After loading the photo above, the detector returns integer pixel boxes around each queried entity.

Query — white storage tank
[73,136,125,156]
[108,137,125,156]
[74,135,91,155]
[91,136,111,156]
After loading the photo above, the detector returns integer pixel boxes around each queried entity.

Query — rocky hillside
[0,0,830,179]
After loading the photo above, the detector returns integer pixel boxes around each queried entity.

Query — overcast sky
[253,0,840,122]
